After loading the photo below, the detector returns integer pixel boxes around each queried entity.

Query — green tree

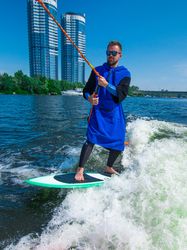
[32,76,49,94]
[14,70,24,85]
[0,73,16,93]
[47,79,61,94]
[0,71,84,95]
[128,85,142,96]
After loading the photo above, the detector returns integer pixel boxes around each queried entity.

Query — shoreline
[0,92,187,99]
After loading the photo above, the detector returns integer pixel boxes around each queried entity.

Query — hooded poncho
[84,63,131,151]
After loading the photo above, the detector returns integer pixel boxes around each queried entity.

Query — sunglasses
[106,50,121,56]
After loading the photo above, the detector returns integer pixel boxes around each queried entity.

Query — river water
[0,94,187,250]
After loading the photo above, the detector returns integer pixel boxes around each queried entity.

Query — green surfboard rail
[25,172,107,189]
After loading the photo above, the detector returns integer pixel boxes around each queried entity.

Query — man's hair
[107,41,122,51]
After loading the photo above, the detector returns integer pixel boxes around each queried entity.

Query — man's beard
[107,59,118,66]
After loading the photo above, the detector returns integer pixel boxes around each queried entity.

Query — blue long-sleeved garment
[85,83,117,100]
[106,83,117,96]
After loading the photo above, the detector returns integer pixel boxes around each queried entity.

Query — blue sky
[0,0,187,91]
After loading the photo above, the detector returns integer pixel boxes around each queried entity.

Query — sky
[0,0,187,91]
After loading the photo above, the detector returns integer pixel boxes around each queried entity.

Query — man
[75,41,131,181]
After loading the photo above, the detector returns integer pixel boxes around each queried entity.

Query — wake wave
[5,119,187,250]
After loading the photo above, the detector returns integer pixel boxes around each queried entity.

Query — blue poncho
[86,63,130,151]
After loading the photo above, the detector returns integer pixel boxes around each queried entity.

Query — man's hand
[88,94,99,105]
[98,76,108,88]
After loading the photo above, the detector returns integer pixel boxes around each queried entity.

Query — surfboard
[25,172,112,189]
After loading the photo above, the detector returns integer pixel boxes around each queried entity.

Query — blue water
[0,94,187,249]
[124,97,187,125]
[1,95,187,148]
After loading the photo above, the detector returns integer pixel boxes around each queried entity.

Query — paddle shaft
[36,0,100,78]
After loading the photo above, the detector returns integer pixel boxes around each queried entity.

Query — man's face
[106,45,122,66]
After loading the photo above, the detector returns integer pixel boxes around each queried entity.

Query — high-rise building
[61,13,86,83]
[27,0,58,80]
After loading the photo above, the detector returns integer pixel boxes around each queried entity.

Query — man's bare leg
[75,167,84,181]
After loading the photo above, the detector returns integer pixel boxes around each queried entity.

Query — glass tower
[27,0,58,80]
[61,13,86,83]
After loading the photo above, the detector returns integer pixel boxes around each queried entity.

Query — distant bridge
[139,91,187,98]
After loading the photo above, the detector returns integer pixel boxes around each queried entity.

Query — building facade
[27,0,58,80]
[61,13,86,83]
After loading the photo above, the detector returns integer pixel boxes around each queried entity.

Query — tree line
[0,70,84,95]
[0,70,140,96]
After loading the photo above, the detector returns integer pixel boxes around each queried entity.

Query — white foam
[5,119,187,250]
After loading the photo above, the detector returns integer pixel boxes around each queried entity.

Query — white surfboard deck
[25,172,112,189]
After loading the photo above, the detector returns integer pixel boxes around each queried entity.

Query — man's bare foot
[75,167,84,181]
[105,166,119,175]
